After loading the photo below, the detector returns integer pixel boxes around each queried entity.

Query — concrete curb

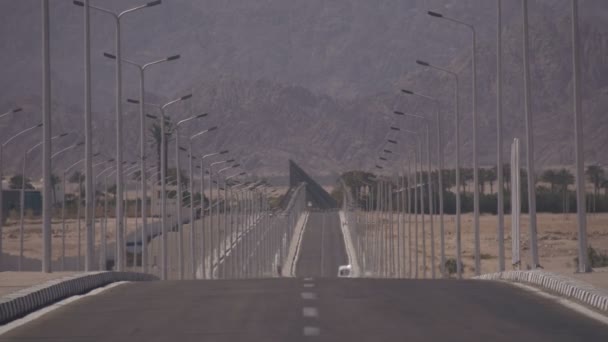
[0,271,158,325]
[475,270,608,314]
[338,210,360,278]
[284,211,310,277]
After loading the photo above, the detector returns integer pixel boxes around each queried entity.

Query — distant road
[295,210,347,278]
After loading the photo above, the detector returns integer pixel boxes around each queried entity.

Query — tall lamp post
[42,0,52,273]
[75,0,162,272]
[216,163,241,278]
[187,127,218,278]
[0,123,42,269]
[208,159,235,277]
[571,0,588,272]
[128,94,192,279]
[415,59,463,279]
[173,113,207,279]
[18,133,69,270]
[521,1,540,268]
[106,52,180,272]
[62,156,108,271]
[199,150,228,278]
[387,131,424,278]
[496,0,506,272]
[428,10,481,275]
[398,88,444,279]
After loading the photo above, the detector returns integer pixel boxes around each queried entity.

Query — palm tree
[148,118,173,183]
[541,169,558,193]
[487,167,497,194]
[555,169,574,214]
[68,171,84,185]
[586,164,605,213]
[441,169,456,191]
[460,168,473,194]
[9,174,34,190]
[478,168,487,194]
[50,173,60,205]
[502,163,511,193]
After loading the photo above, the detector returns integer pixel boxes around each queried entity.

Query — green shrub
[445,258,465,276]
[574,246,608,269]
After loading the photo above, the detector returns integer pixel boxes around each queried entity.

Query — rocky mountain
[1,0,607,181]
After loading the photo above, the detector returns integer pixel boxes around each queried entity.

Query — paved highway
[2,278,607,341]
[2,209,608,341]
[295,210,347,278]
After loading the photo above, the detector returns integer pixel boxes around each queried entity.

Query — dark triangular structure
[289,159,337,209]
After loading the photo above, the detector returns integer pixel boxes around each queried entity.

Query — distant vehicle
[337,265,352,277]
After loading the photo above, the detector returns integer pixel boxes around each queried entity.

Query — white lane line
[0,281,129,336]
[303,283,315,288]
[301,292,317,300]
[303,326,321,336]
[302,307,319,318]
[304,277,314,281]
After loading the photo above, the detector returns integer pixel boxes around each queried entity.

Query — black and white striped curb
[475,270,608,314]
[0,271,158,325]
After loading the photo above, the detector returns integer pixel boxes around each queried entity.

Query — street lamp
[217,163,241,278]
[198,149,228,278]
[521,0,540,269]
[173,113,207,279]
[496,0,506,272]
[398,90,444,278]
[187,127,218,278]
[208,158,234,278]
[395,110,435,279]
[571,0,588,272]
[428,9,481,275]
[385,131,424,279]
[0,122,42,268]
[128,93,192,279]
[0,107,23,120]
[61,155,107,271]
[75,0,162,272]
[225,171,246,279]
[18,133,69,270]
[109,52,180,273]
[416,59,463,279]
[94,161,118,270]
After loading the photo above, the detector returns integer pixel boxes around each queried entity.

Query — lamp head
[103,52,117,60]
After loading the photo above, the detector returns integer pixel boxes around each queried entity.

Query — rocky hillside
[0,0,607,180]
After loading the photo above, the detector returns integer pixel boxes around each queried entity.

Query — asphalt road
[3,209,608,341]
[295,210,347,278]
[2,278,608,341]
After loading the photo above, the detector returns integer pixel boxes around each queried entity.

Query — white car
[337,265,352,277]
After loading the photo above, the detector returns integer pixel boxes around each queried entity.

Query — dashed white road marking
[303,326,321,336]
[301,292,317,300]
[304,277,314,281]
[303,283,315,288]
[302,307,319,318]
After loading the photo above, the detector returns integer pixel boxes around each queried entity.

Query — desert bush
[445,258,465,276]
[574,246,608,270]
